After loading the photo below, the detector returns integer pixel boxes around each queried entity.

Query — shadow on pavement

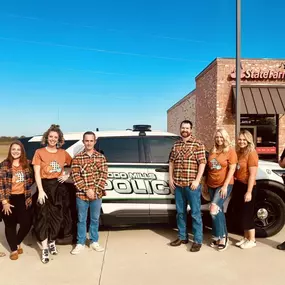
[256,237,282,249]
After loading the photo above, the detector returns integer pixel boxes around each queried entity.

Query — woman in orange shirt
[206,129,237,251]
[0,141,34,260]
[32,124,72,264]
[233,130,258,249]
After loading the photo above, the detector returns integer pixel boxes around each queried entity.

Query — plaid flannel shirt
[71,150,108,201]
[0,160,34,208]
[169,136,206,187]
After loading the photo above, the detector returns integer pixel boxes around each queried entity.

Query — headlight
[272,170,285,177]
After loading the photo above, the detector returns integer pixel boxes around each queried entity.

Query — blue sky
[0,0,284,136]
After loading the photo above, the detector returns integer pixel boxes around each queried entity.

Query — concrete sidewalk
[1,223,285,285]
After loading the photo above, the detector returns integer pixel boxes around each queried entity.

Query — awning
[232,86,285,114]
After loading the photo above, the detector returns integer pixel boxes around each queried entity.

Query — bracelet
[2,200,8,205]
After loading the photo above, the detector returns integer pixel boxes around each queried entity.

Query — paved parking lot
[1,222,285,285]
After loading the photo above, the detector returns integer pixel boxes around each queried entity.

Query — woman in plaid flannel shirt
[0,140,34,260]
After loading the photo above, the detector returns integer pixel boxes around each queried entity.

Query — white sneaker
[71,244,85,255]
[240,240,256,249]
[236,237,248,247]
[90,242,104,252]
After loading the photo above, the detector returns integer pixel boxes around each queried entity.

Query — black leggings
[2,194,32,252]
[232,180,257,231]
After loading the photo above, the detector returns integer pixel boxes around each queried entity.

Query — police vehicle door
[96,136,150,218]
[144,136,179,216]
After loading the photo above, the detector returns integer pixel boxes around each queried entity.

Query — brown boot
[17,247,23,254]
[10,251,19,260]
[170,238,189,246]
[190,242,202,252]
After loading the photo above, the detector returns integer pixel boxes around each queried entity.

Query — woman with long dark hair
[0,141,34,260]
[233,130,258,249]
[32,124,72,264]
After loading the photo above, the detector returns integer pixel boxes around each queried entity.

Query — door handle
[155,167,169,172]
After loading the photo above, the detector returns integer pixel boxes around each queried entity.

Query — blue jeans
[76,198,102,245]
[175,185,203,244]
[208,185,233,239]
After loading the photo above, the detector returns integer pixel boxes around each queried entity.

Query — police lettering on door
[105,172,170,195]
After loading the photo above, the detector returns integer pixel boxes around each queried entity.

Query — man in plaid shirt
[169,120,206,252]
[71,131,108,255]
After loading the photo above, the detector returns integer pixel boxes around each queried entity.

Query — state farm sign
[230,64,285,80]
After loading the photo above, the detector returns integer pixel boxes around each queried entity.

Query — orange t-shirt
[32,148,72,179]
[235,150,259,185]
[11,165,25,194]
[207,148,237,188]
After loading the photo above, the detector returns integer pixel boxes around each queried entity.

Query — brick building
[167,58,285,161]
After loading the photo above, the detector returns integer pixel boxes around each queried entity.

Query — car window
[62,140,80,150]
[145,136,179,163]
[96,137,140,163]
[18,137,41,161]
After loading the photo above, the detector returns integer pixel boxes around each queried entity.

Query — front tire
[227,184,285,237]
[254,189,285,237]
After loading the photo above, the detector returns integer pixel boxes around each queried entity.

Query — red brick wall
[195,62,218,150]
[167,91,196,135]
[216,59,236,144]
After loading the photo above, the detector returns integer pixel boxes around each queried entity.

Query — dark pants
[34,179,72,242]
[57,183,74,238]
[232,180,257,231]
[3,194,32,252]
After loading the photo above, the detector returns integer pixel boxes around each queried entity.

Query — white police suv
[20,125,285,237]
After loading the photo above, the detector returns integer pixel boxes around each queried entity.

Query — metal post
[235,0,241,139]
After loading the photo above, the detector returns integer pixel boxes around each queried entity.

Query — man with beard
[169,120,206,252]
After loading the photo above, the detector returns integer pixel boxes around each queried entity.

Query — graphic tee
[32,148,72,179]
[207,148,237,188]
[11,165,25,194]
[235,150,259,185]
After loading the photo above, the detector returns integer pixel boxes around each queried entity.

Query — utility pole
[235,0,241,138]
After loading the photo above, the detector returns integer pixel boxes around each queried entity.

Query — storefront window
[241,115,278,161]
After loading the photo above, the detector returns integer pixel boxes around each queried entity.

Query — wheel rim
[257,208,268,220]
[254,200,279,229]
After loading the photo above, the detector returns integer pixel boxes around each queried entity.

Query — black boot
[277,241,285,250]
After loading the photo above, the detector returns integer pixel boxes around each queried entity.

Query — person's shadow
[149,215,213,251]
